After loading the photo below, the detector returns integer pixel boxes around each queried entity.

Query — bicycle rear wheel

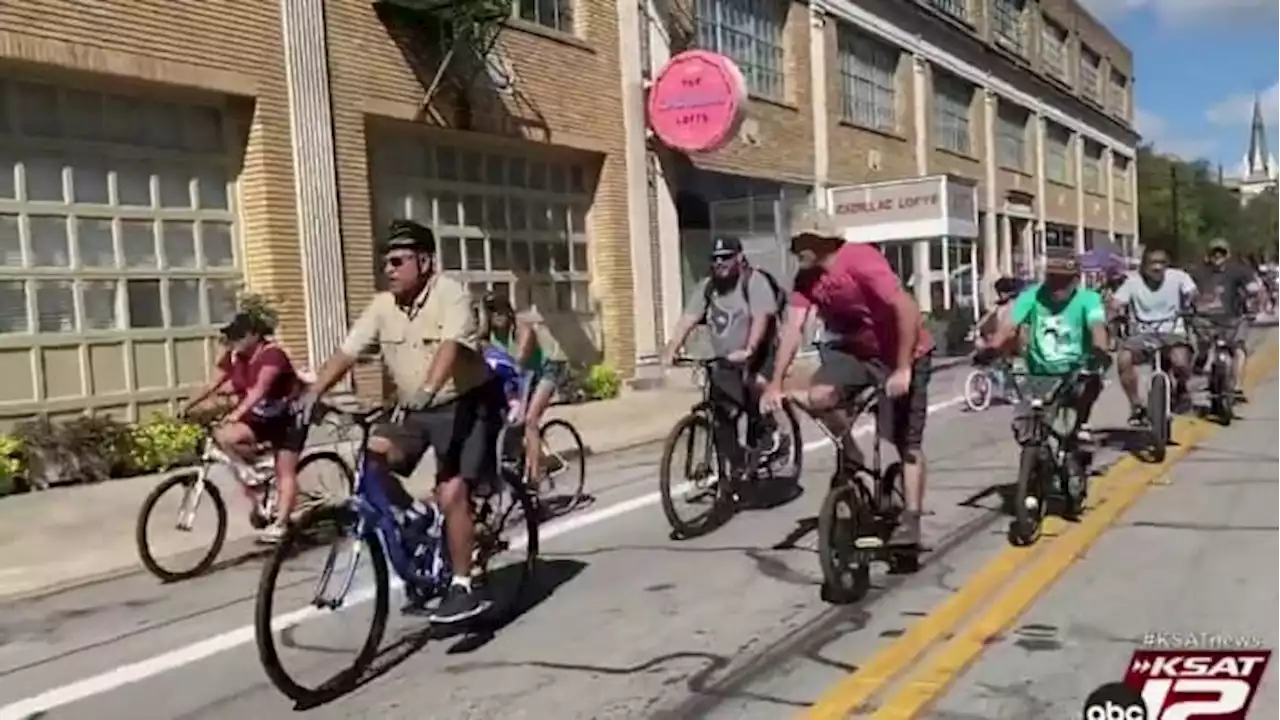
[1211,357,1235,426]
[964,370,993,412]
[135,470,227,582]
[534,418,587,514]
[1008,445,1050,547]
[817,474,874,604]
[255,506,388,705]
[658,412,731,539]
[476,472,540,622]
[1148,373,1171,463]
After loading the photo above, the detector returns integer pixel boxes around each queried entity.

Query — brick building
[0,0,1137,424]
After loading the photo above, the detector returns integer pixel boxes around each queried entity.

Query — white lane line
[0,395,965,720]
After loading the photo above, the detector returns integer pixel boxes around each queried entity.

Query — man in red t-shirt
[762,207,934,547]
[184,312,304,543]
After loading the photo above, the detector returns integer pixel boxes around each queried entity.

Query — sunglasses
[384,254,417,268]
[1210,249,1228,257]
[711,254,737,264]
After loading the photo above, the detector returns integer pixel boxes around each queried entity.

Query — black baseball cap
[383,219,436,254]
[220,312,261,341]
[711,236,743,257]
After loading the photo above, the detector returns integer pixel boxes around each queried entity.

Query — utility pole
[1170,163,1180,257]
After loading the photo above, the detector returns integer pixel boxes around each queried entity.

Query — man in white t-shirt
[1111,246,1198,424]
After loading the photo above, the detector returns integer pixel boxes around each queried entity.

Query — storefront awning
[826,175,979,244]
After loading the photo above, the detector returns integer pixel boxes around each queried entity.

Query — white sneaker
[256,523,287,544]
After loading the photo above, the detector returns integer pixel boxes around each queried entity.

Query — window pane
[508,158,527,188]
[533,241,552,272]
[484,155,505,184]
[81,280,120,331]
[572,281,592,313]
[554,281,572,311]
[511,240,532,271]
[0,214,20,267]
[439,236,462,271]
[168,279,203,327]
[14,82,59,136]
[484,196,506,229]
[24,155,65,202]
[490,238,511,271]
[437,147,458,181]
[572,242,588,273]
[35,280,76,333]
[184,106,223,152]
[202,222,235,267]
[0,154,14,199]
[490,281,511,304]
[71,156,110,204]
[0,280,28,334]
[528,162,547,190]
[438,192,459,225]
[162,221,198,268]
[30,216,70,267]
[121,220,158,268]
[461,151,483,183]
[147,102,184,150]
[77,218,116,268]
[549,165,567,193]
[116,161,152,207]
[461,195,484,228]
[195,167,229,209]
[206,280,238,325]
[550,240,569,272]
[509,198,527,230]
[465,238,487,271]
[157,165,192,208]
[127,279,164,329]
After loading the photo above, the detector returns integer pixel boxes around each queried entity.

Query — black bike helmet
[994,276,1019,296]
[382,219,436,254]
[482,290,514,317]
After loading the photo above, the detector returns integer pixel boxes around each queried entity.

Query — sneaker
[889,511,922,547]
[428,583,491,624]
[256,523,286,545]
[1233,388,1248,404]
[1076,424,1094,445]
[1127,405,1148,428]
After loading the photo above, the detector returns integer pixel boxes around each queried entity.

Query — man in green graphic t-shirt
[990,247,1111,440]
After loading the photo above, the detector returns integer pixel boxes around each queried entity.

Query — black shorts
[373,380,505,484]
[811,349,932,452]
[708,344,776,412]
[244,412,306,453]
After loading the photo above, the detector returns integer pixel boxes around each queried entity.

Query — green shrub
[582,363,622,401]
[0,434,23,496]
[128,416,205,473]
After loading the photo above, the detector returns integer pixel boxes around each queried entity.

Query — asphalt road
[0,334,1273,720]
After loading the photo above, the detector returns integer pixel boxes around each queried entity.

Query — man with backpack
[662,236,788,478]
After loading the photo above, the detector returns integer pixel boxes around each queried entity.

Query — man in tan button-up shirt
[299,219,501,624]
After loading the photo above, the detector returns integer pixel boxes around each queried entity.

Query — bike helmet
[994,277,1019,296]
[382,219,436,254]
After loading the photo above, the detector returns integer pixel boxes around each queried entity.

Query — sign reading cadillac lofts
[826,175,980,244]
[647,50,747,154]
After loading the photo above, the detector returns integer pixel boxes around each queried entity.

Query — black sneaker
[428,583,491,625]
[1127,405,1148,428]
[1233,388,1248,404]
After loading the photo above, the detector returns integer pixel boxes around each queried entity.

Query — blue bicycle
[253,402,539,704]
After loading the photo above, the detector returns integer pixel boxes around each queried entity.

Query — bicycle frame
[794,386,889,496]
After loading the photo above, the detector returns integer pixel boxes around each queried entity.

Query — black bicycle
[795,381,919,605]
[1006,366,1103,546]
[495,379,588,520]
[1191,314,1250,427]
[657,357,804,539]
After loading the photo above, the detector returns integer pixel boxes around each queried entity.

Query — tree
[1238,188,1279,261]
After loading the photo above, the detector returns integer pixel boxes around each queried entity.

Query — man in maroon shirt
[762,207,934,547]
[184,312,305,543]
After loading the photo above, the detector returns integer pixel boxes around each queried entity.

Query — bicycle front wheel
[135,470,227,582]
[1148,373,1171,463]
[817,476,874,605]
[255,506,388,706]
[658,412,730,539]
[1008,445,1050,547]
[477,472,540,623]
[536,418,587,513]
[964,370,993,412]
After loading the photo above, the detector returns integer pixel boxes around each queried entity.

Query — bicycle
[1191,313,1250,426]
[657,357,804,539]
[794,379,919,605]
[1005,366,1103,547]
[1122,314,1192,463]
[254,402,539,704]
[495,375,588,519]
[134,417,352,582]
[963,354,1020,412]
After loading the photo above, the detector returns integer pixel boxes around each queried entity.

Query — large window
[933,71,973,155]
[1079,45,1102,103]
[0,79,238,418]
[1045,122,1073,184]
[1113,155,1131,200]
[370,135,593,317]
[516,0,574,33]
[1082,140,1103,193]
[996,102,1029,170]
[926,0,968,22]
[1109,70,1129,118]
[695,0,786,100]
[1040,17,1068,82]
[991,0,1027,55]
[837,27,898,132]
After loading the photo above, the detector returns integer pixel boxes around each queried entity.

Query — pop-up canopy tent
[1078,244,1126,274]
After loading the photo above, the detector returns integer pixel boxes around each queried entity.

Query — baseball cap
[789,206,842,240]
[710,236,743,257]
[1042,247,1080,276]
[219,312,260,341]
[1208,237,1230,253]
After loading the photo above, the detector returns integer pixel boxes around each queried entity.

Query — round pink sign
[647,50,747,154]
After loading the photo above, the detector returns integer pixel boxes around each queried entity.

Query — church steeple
[1244,94,1272,180]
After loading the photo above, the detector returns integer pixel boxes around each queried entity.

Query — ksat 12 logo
[1082,649,1271,719]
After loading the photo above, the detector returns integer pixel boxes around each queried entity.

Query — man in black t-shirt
[1190,238,1262,401]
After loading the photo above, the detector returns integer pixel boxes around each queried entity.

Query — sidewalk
[0,354,876,602]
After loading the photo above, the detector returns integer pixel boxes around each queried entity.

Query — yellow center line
[801,336,1279,720]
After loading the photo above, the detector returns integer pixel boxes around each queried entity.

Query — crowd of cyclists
[182,211,1272,626]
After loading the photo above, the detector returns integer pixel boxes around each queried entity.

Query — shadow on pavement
[956,483,1017,516]
[289,558,586,709]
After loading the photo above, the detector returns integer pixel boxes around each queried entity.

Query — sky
[1079,0,1279,175]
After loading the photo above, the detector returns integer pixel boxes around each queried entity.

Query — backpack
[700,266,788,334]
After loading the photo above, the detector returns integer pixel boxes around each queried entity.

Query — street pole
[1170,164,1180,257]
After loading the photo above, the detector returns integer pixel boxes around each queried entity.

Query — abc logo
[1082,682,1147,720]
